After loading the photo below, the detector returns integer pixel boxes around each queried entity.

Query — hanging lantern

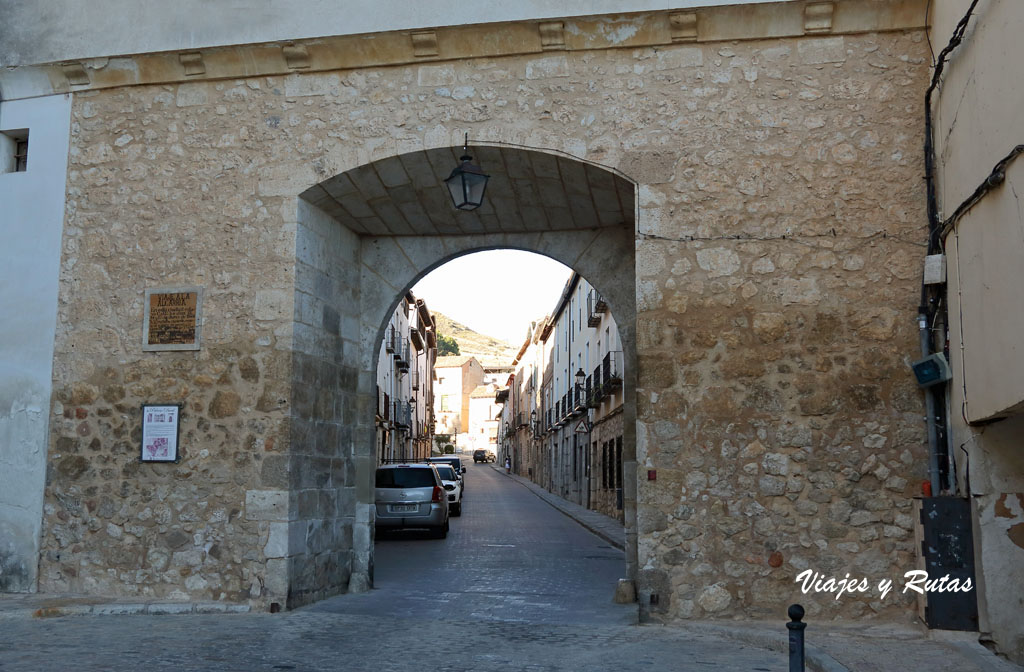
[444,134,490,211]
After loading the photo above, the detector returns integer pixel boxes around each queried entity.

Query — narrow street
[308,460,633,625]
[0,461,788,672]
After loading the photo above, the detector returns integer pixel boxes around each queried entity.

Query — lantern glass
[444,154,489,210]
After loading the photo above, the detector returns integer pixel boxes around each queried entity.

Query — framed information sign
[142,287,203,351]
[141,404,182,462]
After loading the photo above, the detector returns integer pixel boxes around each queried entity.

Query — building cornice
[0,0,927,101]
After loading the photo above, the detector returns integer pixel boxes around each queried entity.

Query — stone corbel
[804,2,835,34]
[411,31,439,58]
[282,44,311,70]
[669,11,698,43]
[179,52,206,76]
[61,62,90,86]
[539,21,565,50]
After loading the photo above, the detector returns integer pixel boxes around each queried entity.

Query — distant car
[374,463,449,538]
[427,456,467,492]
[432,463,463,516]
[473,449,496,463]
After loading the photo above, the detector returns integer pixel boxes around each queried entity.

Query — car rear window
[434,465,456,480]
[375,467,437,488]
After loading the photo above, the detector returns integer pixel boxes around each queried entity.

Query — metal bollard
[787,604,806,672]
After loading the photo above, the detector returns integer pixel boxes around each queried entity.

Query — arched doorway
[283,144,639,607]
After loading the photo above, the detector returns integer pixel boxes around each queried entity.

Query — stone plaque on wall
[142,287,203,351]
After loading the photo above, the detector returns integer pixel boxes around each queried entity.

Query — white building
[467,384,501,455]
[499,273,624,518]
[376,292,436,463]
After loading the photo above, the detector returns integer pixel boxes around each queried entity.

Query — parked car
[473,449,496,463]
[432,463,463,516]
[374,463,449,538]
[427,456,467,492]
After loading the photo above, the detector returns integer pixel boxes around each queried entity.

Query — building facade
[6,1,1024,663]
[499,275,624,519]
[931,1,1024,661]
[432,356,484,447]
[466,384,501,456]
[375,293,436,463]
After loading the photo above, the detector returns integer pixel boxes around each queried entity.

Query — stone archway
[37,27,930,621]
[284,144,639,606]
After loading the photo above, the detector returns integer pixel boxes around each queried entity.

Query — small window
[1,129,29,174]
[15,139,28,172]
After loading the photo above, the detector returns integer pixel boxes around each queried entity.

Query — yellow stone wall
[45,27,931,619]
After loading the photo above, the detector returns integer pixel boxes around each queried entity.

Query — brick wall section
[44,30,930,620]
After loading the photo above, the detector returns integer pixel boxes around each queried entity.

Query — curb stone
[0,601,251,621]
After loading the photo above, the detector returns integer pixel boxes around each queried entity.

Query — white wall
[932,1,1024,663]
[0,0,787,68]
[0,93,72,592]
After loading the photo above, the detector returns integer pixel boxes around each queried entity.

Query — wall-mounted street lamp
[444,134,490,211]
[530,409,538,439]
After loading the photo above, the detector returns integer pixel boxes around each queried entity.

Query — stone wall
[279,200,364,607]
[43,28,929,621]
[592,410,625,522]
[632,34,930,620]
[40,84,298,603]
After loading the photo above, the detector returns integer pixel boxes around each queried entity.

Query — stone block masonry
[43,26,931,622]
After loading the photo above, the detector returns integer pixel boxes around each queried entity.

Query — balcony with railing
[573,382,586,412]
[591,363,605,405]
[393,400,411,428]
[602,351,624,393]
[385,326,396,353]
[395,340,410,371]
[587,288,608,327]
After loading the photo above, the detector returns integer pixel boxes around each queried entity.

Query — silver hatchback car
[374,463,449,538]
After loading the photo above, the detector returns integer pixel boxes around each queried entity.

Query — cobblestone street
[2,462,1019,672]
[0,462,784,671]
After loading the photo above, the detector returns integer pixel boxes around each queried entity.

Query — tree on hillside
[437,333,460,356]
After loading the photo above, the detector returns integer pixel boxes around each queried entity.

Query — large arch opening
[344,249,635,624]
[284,144,638,609]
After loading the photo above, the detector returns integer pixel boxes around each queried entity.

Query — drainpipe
[919,312,941,496]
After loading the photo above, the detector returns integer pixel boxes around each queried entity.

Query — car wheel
[434,519,448,538]
[452,502,461,516]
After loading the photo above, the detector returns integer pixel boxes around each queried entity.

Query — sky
[412,250,573,346]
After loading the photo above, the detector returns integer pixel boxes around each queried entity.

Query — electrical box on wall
[923,254,947,285]
[911,352,952,387]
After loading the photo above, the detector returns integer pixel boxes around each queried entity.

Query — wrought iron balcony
[396,340,410,371]
[587,288,608,327]
[602,351,624,393]
[393,400,411,428]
